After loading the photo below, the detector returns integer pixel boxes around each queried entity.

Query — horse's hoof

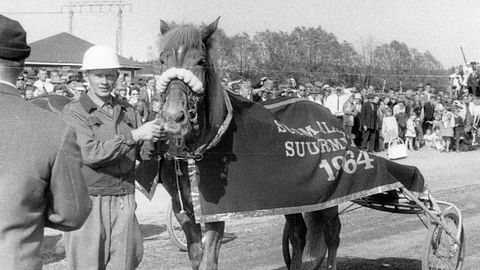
[180,210,188,214]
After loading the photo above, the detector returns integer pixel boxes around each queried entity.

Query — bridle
[158,68,206,160]
[163,86,204,161]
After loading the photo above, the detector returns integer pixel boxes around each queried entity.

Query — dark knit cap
[0,15,31,61]
[66,74,82,84]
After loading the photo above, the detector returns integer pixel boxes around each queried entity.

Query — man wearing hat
[62,44,163,270]
[0,15,91,270]
[66,73,85,100]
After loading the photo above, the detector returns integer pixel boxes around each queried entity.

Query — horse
[152,18,341,270]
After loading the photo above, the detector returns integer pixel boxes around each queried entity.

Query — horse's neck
[195,89,229,152]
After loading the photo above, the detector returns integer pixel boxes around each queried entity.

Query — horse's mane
[161,25,226,139]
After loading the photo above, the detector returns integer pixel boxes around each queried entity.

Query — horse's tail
[302,212,328,264]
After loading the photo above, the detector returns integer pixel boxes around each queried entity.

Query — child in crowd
[414,117,424,149]
[381,107,398,149]
[423,129,434,148]
[405,113,417,150]
[432,126,445,151]
[440,108,455,152]
[430,114,442,133]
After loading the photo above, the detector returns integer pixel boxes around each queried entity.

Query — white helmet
[81,45,121,70]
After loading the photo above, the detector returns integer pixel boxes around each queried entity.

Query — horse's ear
[160,20,169,35]
[201,17,220,43]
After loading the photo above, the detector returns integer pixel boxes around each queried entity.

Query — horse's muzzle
[159,80,191,137]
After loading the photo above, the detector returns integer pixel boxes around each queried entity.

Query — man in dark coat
[360,93,377,152]
[0,15,91,270]
[422,96,435,133]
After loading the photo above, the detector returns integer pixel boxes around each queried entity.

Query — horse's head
[157,18,226,157]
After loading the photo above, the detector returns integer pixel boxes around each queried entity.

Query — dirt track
[43,149,480,269]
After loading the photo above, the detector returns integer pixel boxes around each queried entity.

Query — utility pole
[68,8,74,34]
[61,0,131,55]
[116,7,123,55]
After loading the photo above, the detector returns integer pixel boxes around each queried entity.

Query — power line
[61,0,132,55]
[2,11,63,15]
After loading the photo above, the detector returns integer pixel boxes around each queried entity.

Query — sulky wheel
[282,221,292,269]
[166,201,188,251]
[422,208,465,270]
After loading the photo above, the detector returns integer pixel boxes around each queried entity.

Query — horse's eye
[197,58,207,67]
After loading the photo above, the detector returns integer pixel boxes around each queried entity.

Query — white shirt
[33,80,54,96]
[324,94,348,116]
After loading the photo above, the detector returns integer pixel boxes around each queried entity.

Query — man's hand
[131,120,164,142]
[363,125,368,131]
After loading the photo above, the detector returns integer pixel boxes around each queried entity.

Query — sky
[2,0,480,68]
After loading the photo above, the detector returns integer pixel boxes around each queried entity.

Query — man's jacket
[0,83,91,270]
[62,93,142,195]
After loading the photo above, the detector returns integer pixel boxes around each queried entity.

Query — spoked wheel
[166,201,188,251]
[422,209,465,270]
[282,222,292,269]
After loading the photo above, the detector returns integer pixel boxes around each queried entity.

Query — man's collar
[80,92,126,113]
[79,93,99,113]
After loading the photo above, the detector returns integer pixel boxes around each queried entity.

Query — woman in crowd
[116,86,128,102]
[381,107,398,149]
[128,87,140,106]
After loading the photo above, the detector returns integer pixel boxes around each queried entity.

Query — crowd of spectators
[225,64,480,154]
[17,63,480,155]
[15,69,163,123]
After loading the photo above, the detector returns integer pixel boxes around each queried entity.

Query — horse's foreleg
[200,221,225,270]
[285,214,307,270]
[323,207,341,270]
[176,212,203,270]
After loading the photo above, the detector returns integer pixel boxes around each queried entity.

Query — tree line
[148,23,448,91]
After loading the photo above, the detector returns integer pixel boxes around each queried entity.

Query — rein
[164,88,233,215]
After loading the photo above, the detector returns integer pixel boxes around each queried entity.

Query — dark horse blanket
[137,93,425,223]
[186,93,425,222]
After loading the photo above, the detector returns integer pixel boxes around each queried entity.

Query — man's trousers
[64,194,143,270]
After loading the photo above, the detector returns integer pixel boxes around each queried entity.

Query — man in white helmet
[62,45,162,270]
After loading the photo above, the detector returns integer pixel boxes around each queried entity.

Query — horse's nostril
[176,111,185,123]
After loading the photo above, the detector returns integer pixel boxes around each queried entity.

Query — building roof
[26,32,141,69]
